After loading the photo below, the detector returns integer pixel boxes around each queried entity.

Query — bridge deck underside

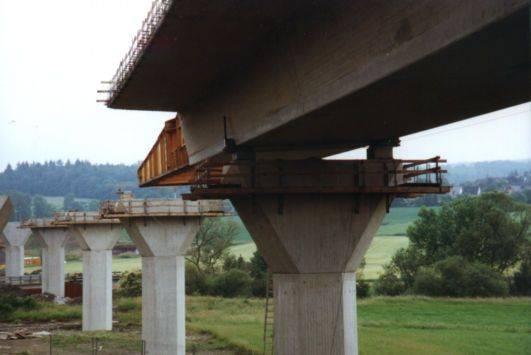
[109,4,529,162]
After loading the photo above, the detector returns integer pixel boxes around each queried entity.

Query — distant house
[450,185,463,196]
[462,185,481,195]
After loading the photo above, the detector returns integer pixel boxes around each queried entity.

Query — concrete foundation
[233,194,387,355]
[122,217,200,355]
[1,223,31,277]
[33,228,69,298]
[70,225,121,331]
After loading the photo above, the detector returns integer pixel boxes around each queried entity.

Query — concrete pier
[70,224,121,331]
[32,228,69,298]
[122,217,200,355]
[1,222,31,277]
[233,194,387,355]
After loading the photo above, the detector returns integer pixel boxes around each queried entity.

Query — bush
[118,271,142,297]
[115,298,140,312]
[374,269,407,296]
[0,293,39,320]
[356,279,371,298]
[413,256,509,297]
[186,262,209,295]
[251,276,267,297]
[511,253,531,296]
[210,269,252,298]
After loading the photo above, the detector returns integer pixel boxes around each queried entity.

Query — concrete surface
[121,217,201,355]
[32,228,69,298]
[0,196,13,233]
[233,194,387,355]
[70,225,121,331]
[1,222,31,277]
[274,273,358,354]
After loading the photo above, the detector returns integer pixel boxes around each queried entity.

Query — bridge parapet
[100,198,231,218]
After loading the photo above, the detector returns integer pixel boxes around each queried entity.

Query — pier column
[233,194,387,355]
[122,217,201,355]
[70,225,121,331]
[1,223,31,277]
[33,228,69,298]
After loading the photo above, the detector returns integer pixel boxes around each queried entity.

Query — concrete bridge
[1,196,230,354]
[99,1,530,354]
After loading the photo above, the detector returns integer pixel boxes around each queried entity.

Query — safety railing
[1,274,42,286]
[191,157,447,189]
[102,0,174,105]
[100,198,232,217]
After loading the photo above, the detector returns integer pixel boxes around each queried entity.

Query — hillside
[446,159,531,184]
[0,160,179,200]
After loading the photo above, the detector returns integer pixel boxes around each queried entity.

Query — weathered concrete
[233,194,387,355]
[121,217,201,355]
[32,228,69,298]
[70,225,121,331]
[0,196,13,232]
[1,223,31,277]
[274,273,358,354]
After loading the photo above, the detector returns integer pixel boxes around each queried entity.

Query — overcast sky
[0,0,529,172]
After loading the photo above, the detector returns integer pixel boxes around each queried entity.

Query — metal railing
[1,274,42,285]
[103,0,174,105]
[100,198,232,217]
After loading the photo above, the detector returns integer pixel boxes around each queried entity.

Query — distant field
[26,256,142,274]
[43,196,96,209]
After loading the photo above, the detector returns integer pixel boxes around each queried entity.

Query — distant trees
[375,192,530,297]
[63,193,83,211]
[32,195,56,218]
[5,190,31,221]
[0,160,174,200]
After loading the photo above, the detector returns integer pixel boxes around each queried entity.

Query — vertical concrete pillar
[33,228,69,298]
[233,194,387,355]
[121,217,200,355]
[1,223,31,277]
[70,224,121,331]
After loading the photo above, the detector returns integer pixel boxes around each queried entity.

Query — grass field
[25,256,142,274]
[8,296,530,354]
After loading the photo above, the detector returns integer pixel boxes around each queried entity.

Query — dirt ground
[0,322,236,354]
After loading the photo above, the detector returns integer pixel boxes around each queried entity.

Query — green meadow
[10,296,530,354]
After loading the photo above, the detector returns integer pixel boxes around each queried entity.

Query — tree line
[375,192,530,297]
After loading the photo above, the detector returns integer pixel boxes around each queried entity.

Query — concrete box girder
[107,0,529,163]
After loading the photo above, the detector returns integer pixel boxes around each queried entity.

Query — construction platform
[99,198,231,218]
